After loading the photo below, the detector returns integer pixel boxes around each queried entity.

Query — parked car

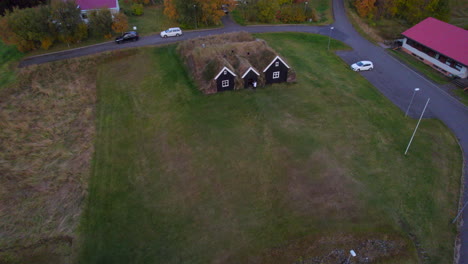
[351,61,374,71]
[160,27,182,38]
[115,31,139,44]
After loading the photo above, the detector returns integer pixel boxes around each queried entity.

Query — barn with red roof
[401,17,468,79]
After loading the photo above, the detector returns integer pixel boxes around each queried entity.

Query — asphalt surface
[18,1,468,263]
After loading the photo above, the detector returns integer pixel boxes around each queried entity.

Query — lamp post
[404,97,430,155]
[327,26,334,51]
[346,250,357,264]
[405,88,420,117]
[304,1,308,14]
[193,4,197,29]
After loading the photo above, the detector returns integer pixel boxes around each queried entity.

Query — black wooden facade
[263,56,289,85]
[242,67,260,88]
[214,67,236,92]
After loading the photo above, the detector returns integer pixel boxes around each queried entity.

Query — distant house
[263,56,290,84]
[401,17,468,79]
[214,66,237,92]
[75,0,120,22]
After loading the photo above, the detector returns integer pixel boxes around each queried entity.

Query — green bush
[131,4,144,16]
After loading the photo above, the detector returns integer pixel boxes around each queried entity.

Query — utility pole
[404,98,430,155]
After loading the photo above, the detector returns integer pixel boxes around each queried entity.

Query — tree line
[351,0,450,25]
[0,0,129,52]
[163,0,235,28]
[235,0,320,24]
[164,0,320,26]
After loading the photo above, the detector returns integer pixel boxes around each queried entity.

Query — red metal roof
[76,0,118,10]
[402,17,468,66]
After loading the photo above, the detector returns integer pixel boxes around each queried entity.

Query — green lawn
[124,5,177,35]
[0,41,23,90]
[453,89,468,106]
[79,33,461,264]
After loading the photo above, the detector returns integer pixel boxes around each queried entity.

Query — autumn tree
[0,0,45,16]
[164,0,236,27]
[2,6,56,51]
[51,0,87,46]
[88,9,113,38]
[354,0,376,19]
[257,0,280,23]
[112,13,129,34]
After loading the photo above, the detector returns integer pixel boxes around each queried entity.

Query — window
[273,71,280,79]
[222,80,229,87]
[224,70,227,75]
[275,61,279,67]
[455,63,463,71]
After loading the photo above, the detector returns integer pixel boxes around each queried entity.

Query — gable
[214,66,237,80]
[241,67,260,79]
[263,56,290,72]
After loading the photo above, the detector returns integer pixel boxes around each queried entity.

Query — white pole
[404,98,430,155]
[327,27,334,51]
[405,88,420,117]
[452,201,468,224]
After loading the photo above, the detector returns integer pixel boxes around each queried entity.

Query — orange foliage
[196,0,224,25]
[112,13,129,34]
[355,0,376,18]
[163,0,178,20]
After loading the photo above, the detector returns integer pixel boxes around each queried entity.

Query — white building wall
[402,38,467,78]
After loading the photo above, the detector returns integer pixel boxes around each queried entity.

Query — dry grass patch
[0,58,97,263]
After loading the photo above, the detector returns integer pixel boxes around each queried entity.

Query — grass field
[0,41,23,90]
[0,57,97,263]
[78,33,461,264]
[122,4,177,35]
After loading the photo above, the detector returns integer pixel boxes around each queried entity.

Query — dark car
[115,31,139,44]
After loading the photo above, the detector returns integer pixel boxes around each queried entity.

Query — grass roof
[177,32,287,93]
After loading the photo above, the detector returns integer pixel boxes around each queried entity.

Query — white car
[351,61,374,71]
[160,27,182,38]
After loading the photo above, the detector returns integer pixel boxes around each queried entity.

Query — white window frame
[273,71,280,79]
[275,61,279,67]
[222,80,229,87]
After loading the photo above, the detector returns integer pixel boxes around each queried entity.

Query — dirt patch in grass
[0,58,97,263]
[285,150,361,220]
[249,233,411,264]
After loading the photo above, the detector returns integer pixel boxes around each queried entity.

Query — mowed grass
[0,41,23,89]
[79,33,461,264]
[124,5,176,35]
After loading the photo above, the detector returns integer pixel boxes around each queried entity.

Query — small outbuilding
[263,56,290,84]
[214,66,236,92]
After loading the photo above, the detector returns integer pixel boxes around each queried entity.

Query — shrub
[88,9,113,38]
[131,4,144,16]
[112,13,129,34]
[40,36,54,50]
[73,23,89,43]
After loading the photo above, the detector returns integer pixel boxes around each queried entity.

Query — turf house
[178,32,296,94]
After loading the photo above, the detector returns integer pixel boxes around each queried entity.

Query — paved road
[18,2,468,263]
